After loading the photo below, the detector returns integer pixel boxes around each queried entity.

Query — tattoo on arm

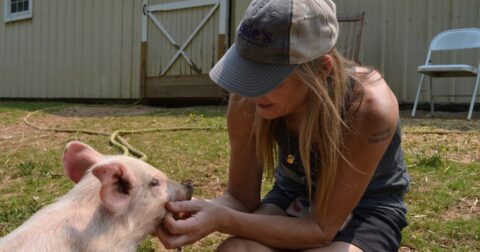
[367,127,392,144]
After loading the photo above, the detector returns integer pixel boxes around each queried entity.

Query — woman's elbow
[223,191,261,212]
[308,222,339,247]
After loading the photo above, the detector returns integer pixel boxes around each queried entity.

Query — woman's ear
[320,55,333,75]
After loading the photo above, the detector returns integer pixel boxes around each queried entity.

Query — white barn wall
[334,0,480,103]
[231,0,250,44]
[1,0,478,102]
[0,0,142,99]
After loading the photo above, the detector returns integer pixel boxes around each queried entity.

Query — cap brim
[209,44,298,97]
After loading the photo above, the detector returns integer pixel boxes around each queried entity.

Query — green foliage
[138,238,157,252]
[0,198,42,234]
[417,152,443,169]
[14,161,35,177]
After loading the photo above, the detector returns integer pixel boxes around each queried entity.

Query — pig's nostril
[181,180,193,190]
[181,180,194,200]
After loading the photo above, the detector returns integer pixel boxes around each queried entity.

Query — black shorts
[333,204,407,252]
[263,187,408,251]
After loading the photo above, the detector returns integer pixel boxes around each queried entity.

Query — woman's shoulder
[348,67,399,134]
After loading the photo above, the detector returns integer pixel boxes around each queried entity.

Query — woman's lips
[257,103,273,109]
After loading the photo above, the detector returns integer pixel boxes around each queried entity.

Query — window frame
[4,0,33,23]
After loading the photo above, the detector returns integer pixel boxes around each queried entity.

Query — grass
[0,101,479,251]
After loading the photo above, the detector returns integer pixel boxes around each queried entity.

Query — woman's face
[250,71,310,120]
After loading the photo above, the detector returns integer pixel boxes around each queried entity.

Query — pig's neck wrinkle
[75,205,147,247]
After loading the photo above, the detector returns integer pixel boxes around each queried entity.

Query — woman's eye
[149,178,160,187]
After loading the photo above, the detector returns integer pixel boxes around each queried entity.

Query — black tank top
[274,120,410,200]
[271,76,410,209]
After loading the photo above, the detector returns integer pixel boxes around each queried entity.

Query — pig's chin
[153,208,167,225]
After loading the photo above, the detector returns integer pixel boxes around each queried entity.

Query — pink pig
[0,141,193,251]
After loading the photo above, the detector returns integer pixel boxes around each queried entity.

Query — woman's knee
[216,237,275,252]
[301,241,363,252]
[216,237,248,252]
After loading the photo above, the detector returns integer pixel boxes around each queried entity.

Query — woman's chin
[257,108,283,120]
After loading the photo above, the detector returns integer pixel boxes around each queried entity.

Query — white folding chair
[411,28,480,120]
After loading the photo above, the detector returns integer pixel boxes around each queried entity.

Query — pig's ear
[63,141,103,183]
[92,161,135,214]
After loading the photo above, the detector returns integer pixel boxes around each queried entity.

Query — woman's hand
[155,198,227,249]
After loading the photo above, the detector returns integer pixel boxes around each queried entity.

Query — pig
[0,141,193,252]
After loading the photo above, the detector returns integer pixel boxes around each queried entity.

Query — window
[4,0,32,22]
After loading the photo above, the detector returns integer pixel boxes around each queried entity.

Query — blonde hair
[255,49,361,214]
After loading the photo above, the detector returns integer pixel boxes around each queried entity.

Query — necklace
[285,117,297,165]
[287,154,295,165]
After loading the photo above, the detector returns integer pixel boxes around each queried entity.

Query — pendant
[287,154,295,164]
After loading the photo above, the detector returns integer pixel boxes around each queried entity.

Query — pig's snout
[167,179,194,202]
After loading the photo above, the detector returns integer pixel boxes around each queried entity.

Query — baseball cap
[209,0,339,97]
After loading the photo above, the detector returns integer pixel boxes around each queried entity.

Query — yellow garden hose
[23,105,224,161]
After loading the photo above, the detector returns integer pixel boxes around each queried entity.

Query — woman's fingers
[163,212,200,234]
[162,212,176,228]
[155,225,193,249]
[156,198,218,248]
[167,199,204,213]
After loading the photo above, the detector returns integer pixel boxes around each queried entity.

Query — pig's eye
[149,178,160,187]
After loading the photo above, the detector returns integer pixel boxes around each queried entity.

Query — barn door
[141,0,229,99]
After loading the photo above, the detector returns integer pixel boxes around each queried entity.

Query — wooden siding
[0,0,142,99]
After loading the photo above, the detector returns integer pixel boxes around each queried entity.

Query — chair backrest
[336,12,365,63]
[430,28,480,51]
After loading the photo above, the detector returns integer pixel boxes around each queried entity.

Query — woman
[156,0,410,251]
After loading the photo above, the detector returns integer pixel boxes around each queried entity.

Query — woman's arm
[156,94,265,248]
[213,94,264,212]
[314,70,401,236]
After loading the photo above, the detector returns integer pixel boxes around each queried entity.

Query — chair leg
[429,77,435,116]
[467,70,480,120]
[411,74,426,117]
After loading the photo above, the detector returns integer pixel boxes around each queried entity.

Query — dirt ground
[0,105,161,153]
